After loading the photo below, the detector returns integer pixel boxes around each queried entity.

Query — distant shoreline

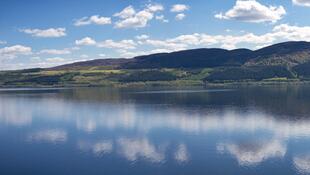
[1,79,310,89]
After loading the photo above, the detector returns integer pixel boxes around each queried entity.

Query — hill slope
[2,41,310,87]
[49,41,310,70]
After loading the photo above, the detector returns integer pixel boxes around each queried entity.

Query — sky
[1,0,310,70]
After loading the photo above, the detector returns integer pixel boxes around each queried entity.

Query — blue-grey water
[1,85,310,175]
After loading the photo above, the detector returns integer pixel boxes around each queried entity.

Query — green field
[0,68,210,87]
[0,66,307,88]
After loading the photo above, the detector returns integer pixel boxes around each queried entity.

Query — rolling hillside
[2,41,310,87]
[50,41,310,70]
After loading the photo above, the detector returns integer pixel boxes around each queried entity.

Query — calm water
[1,85,310,175]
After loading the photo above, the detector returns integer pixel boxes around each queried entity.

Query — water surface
[1,85,310,175]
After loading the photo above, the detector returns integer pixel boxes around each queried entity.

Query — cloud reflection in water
[174,143,190,163]
[2,88,310,173]
[78,140,113,156]
[217,140,286,166]
[117,137,165,163]
[293,154,310,174]
[27,129,67,144]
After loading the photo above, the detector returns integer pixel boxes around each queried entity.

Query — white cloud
[114,10,153,29]
[20,28,66,38]
[293,0,310,7]
[0,45,32,59]
[46,57,66,62]
[221,43,237,50]
[215,0,286,23]
[144,39,187,51]
[76,37,137,50]
[72,24,310,59]
[146,4,164,12]
[39,49,71,55]
[114,5,136,19]
[155,15,169,23]
[136,34,149,40]
[175,13,186,20]
[171,4,189,12]
[138,24,310,51]
[0,40,6,45]
[74,15,111,26]
[80,54,89,59]
[75,37,96,46]
[98,54,106,57]
[114,4,164,29]
[271,23,310,41]
[30,56,41,62]
[97,39,136,50]
[117,48,174,58]
[71,46,80,51]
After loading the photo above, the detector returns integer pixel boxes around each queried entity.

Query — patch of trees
[119,70,177,82]
[205,66,295,82]
[293,62,310,78]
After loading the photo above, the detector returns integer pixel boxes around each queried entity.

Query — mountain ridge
[49,41,310,71]
[2,41,310,87]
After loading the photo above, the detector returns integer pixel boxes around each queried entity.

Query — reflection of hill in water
[49,85,310,119]
[1,86,310,174]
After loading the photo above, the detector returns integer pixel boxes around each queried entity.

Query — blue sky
[1,0,310,70]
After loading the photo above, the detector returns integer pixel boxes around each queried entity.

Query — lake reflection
[0,86,310,175]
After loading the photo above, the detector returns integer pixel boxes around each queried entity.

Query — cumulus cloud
[20,28,66,38]
[144,39,187,51]
[175,13,186,20]
[171,4,189,12]
[0,45,32,59]
[146,4,164,12]
[114,5,136,19]
[136,34,149,40]
[293,0,310,7]
[75,37,96,46]
[45,57,66,62]
[155,15,169,23]
[0,40,6,45]
[117,48,173,58]
[215,0,286,23]
[114,4,164,29]
[136,24,310,51]
[39,49,71,55]
[73,23,310,59]
[271,23,310,41]
[76,37,137,50]
[97,39,136,50]
[80,54,89,59]
[74,15,111,26]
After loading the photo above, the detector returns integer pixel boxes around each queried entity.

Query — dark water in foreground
[1,85,310,175]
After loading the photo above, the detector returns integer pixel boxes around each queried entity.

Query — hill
[49,41,310,70]
[2,41,310,87]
